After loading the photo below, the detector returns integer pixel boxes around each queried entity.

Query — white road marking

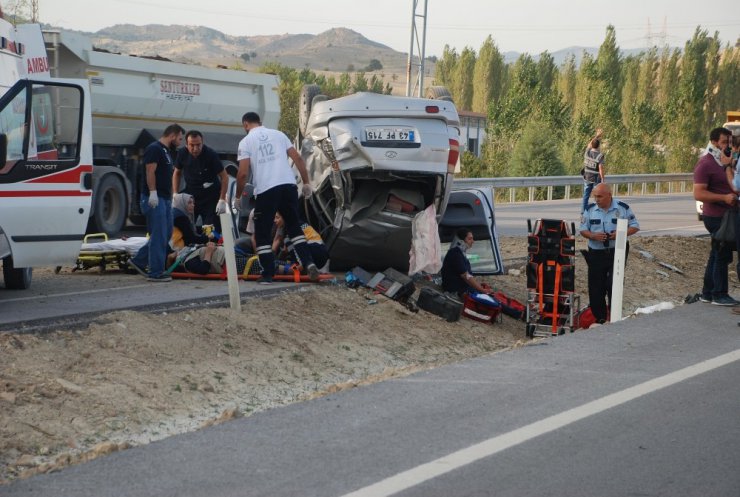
[340,348,740,497]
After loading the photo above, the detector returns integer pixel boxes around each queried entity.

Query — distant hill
[45,22,658,93]
[64,24,411,76]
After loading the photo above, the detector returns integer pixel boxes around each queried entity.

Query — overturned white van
[298,88,460,271]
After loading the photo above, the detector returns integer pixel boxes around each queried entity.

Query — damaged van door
[439,188,504,275]
[298,88,460,272]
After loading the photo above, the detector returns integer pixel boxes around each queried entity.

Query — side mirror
[0,134,7,166]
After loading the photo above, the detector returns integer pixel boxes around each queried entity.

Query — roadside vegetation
[434,27,740,177]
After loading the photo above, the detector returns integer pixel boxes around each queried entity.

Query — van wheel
[299,84,322,137]
[425,86,453,102]
[3,256,32,290]
[89,174,127,236]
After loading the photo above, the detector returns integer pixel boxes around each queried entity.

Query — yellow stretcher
[56,233,138,273]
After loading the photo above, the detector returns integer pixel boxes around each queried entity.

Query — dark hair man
[693,126,736,306]
[172,130,229,231]
[131,123,184,282]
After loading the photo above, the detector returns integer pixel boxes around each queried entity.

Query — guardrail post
[565,185,571,200]
[641,182,646,195]
[547,186,553,201]
[655,182,660,194]
[528,187,534,202]
[510,188,515,203]
[627,183,633,196]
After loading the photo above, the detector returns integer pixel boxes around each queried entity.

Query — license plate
[365,127,414,142]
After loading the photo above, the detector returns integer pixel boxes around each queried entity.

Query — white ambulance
[0,19,93,288]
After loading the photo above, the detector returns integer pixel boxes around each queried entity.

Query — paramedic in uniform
[233,112,319,284]
[173,130,229,231]
[579,183,640,324]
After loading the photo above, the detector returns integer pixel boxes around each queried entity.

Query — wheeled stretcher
[57,233,147,273]
[525,219,580,337]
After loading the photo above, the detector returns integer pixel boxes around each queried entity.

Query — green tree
[510,120,566,199]
[452,47,476,110]
[559,54,577,110]
[365,59,383,71]
[435,45,458,88]
[472,36,505,113]
[536,51,557,93]
[352,71,369,93]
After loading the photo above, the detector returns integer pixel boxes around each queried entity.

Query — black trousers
[586,245,629,322]
[253,184,314,278]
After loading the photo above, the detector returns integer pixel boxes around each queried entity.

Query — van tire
[3,256,32,290]
[425,86,453,102]
[89,174,127,237]
[299,84,322,137]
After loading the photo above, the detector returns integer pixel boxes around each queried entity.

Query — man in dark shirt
[693,126,736,305]
[173,130,228,231]
[131,123,184,282]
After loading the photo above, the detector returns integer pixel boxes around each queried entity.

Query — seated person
[441,227,493,297]
[273,212,330,274]
[167,242,225,275]
[171,193,213,250]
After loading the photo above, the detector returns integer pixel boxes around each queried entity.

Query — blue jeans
[582,177,601,212]
[702,215,732,298]
[132,195,173,278]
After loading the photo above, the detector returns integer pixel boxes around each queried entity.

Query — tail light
[447,138,460,173]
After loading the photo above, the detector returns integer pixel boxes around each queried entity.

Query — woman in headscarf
[171,193,211,250]
[441,227,493,297]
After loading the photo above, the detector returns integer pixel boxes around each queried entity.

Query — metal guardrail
[452,173,694,202]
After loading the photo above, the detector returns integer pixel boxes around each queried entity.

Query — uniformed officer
[579,183,640,323]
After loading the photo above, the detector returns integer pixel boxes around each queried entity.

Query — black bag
[417,287,463,322]
[712,208,736,249]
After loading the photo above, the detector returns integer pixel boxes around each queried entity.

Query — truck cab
[298,88,460,271]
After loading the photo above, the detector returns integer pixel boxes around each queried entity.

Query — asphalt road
[494,192,704,237]
[3,299,738,497]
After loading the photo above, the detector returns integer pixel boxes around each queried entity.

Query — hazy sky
[32,0,740,56]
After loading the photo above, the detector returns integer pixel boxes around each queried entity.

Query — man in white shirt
[233,112,319,283]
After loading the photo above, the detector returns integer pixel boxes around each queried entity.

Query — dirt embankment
[0,235,716,482]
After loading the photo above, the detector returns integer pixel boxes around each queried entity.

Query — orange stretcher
[169,255,334,283]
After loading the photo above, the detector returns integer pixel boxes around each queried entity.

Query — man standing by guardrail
[693,126,736,306]
[581,129,605,213]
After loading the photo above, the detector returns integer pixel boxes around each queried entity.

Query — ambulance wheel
[3,256,32,290]
[89,174,127,237]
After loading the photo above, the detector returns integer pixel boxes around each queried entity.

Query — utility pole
[405,0,428,97]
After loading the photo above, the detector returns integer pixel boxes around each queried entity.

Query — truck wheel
[89,175,127,236]
[3,256,32,290]
[425,86,453,102]
[299,84,322,137]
